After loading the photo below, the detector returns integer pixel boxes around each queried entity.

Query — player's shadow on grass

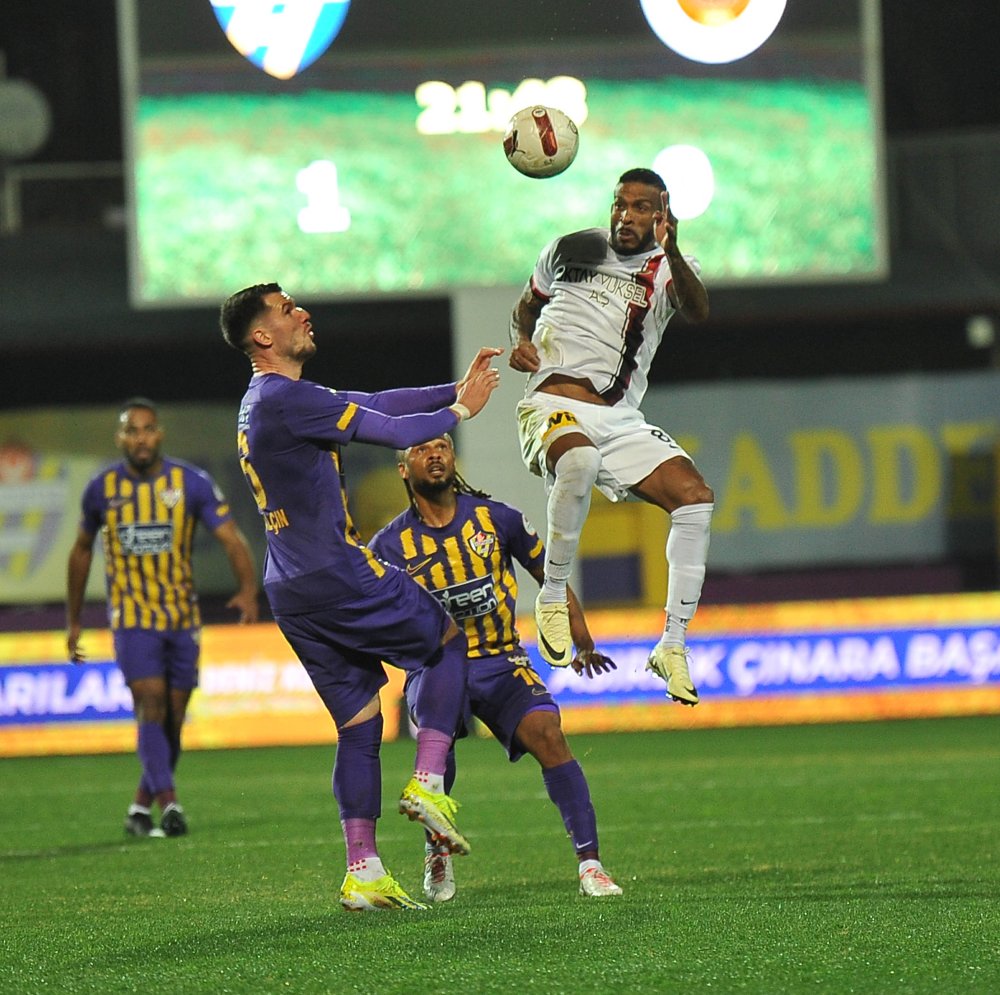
[0,840,162,863]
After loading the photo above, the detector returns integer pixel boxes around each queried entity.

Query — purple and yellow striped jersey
[236,373,460,615]
[79,458,233,631]
[370,493,545,658]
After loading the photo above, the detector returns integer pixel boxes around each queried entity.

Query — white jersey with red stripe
[524,227,700,408]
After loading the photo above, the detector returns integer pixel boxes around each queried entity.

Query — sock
[346,855,387,882]
[127,803,151,817]
[137,721,173,795]
[542,759,599,858]
[413,730,453,793]
[413,633,467,743]
[661,502,714,647]
[167,722,182,772]
[332,714,383,820]
[342,818,379,865]
[540,447,601,602]
[444,747,456,795]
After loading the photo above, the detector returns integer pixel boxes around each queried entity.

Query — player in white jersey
[510,168,714,705]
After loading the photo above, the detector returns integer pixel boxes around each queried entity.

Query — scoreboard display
[118,0,886,305]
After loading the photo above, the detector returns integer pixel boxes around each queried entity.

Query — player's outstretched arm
[66,528,95,663]
[457,347,504,393]
[453,365,501,419]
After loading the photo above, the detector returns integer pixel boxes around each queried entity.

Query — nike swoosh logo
[680,599,698,605]
[406,557,433,576]
[538,629,568,664]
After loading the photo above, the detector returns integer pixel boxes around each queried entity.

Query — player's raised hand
[454,364,501,418]
[572,648,617,679]
[654,190,679,256]
[458,347,504,391]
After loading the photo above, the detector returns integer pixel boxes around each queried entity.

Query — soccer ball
[502,105,579,178]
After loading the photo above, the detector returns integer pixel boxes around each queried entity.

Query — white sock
[578,858,603,875]
[540,446,601,603]
[414,771,445,794]
[128,804,151,817]
[347,857,386,882]
[661,502,714,646]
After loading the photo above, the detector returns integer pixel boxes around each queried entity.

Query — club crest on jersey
[157,488,183,510]
[467,529,496,559]
[210,1,351,79]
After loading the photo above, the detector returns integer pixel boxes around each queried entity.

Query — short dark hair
[119,396,157,418]
[617,168,666,192]
[219,282,282,352]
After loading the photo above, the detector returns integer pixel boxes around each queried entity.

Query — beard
[411,471,455,498]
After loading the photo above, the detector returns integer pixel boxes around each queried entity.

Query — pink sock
[414,729,452,777]
[341,818,378,864]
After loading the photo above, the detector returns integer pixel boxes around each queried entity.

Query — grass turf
[2,716,998,994]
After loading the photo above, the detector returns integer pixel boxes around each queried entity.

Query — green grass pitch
[3,716,998,993]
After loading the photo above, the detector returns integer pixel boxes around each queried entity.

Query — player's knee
[524,716,572,765]
[673,478,714,508]
[552,445,601,495]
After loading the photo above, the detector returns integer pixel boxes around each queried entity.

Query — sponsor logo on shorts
[542,410,579,442]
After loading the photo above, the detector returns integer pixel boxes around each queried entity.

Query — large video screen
[119,1,886,305]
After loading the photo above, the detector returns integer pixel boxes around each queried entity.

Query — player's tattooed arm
[656,191,709,324]
[509,282,544,372]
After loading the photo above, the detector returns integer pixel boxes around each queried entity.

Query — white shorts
[515,393,691,503]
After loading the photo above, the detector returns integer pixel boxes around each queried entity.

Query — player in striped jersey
[66,398,259,838]
[370,435,622,899]
[510,168,714,707]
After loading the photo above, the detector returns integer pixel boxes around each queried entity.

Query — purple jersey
[370,493,544,658]
[236,373,460,614]
[79,457,232,630]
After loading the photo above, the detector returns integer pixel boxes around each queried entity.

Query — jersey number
[237,430,268,513]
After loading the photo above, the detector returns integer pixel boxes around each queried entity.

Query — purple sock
[332,714,383,819]
[444,748,456,794]
[542,759,599,857]
[341,818,379,863]
[413,633,468,737]
[414,729,453,777]
[137,722,174,795]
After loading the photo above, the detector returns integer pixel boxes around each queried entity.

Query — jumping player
[370,434,623,900]
[219,282,501,912]
[510,168,713,706]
